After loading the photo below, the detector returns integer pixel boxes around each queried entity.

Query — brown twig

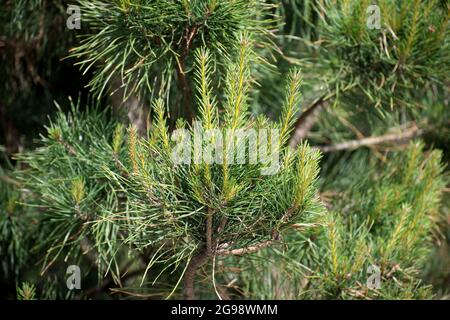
[215,208,297,256]
[183,205,231,300]
[319,125,423,153]
[183,250,210,300]
[175,24,201,123]
[183,204,297,298]
[216,240,275,256]
[289,95,327,148]
[0,175,22,187]
[176,55,195,123]
[183,206,217,300]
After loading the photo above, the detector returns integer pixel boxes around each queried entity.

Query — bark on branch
[182,205,296,299]
[216,240,275,256]
[319,125,423,153]
[183,250,210,300]
[183,207,216,300]
[289,96,327,148]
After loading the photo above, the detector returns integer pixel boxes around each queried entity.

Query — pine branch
[0,175,21,187]
[183,250,210,300]
[288,95,326,148]
[176,55,195,123]
[319,124,423,153]
[216,239,275,256]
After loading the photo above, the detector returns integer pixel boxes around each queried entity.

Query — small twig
[215,207,297,257]
[0,175,22,187]
[176,57,194,122]
[279,206,296,224]
[183,206,216,300]
[289,82,359,148]
[319,125,423,153]
[175,23,201,123]
[183,204,297,298]
[289,95,327,148]
[216,240,275,256]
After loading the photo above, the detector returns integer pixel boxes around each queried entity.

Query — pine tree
[0,0,448,300]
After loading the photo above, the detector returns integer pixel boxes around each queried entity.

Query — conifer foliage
[70,0,276,121]
[0,0,448,300]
